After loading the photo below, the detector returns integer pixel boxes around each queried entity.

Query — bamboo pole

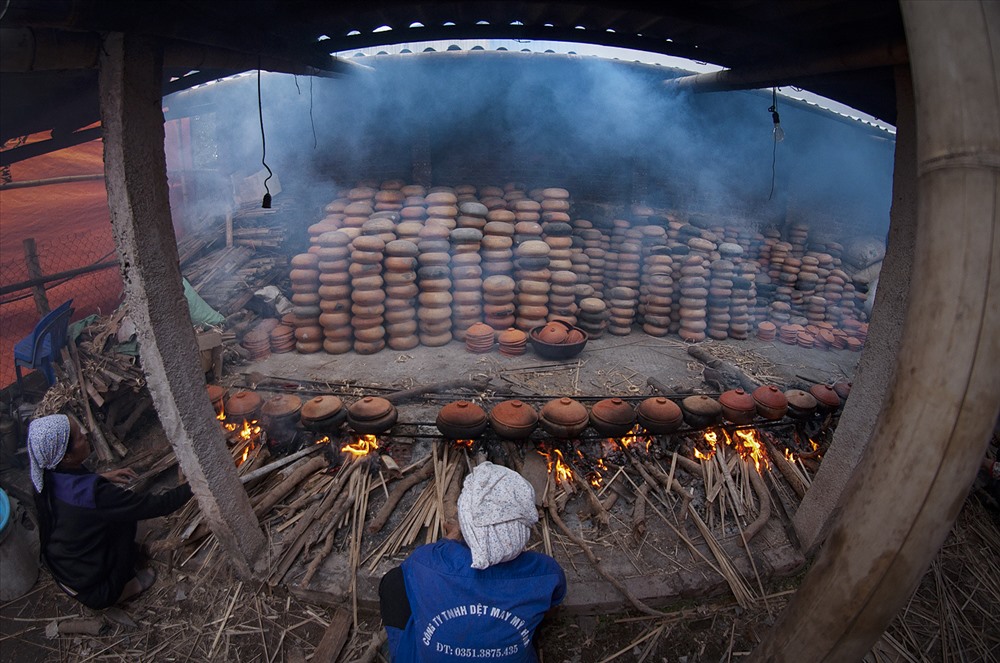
[751,3,1000,659]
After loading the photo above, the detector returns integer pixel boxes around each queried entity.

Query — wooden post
[98,32,267,578]
[22,238,50,316]
[750,2,1000,660]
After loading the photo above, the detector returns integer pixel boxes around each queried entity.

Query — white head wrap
[27,414,71,493]
[457,462,538,570]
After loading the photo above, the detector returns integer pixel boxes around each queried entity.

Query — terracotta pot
[752,385,788,420]
[589,398,636,437]
[436,400,488,439]
[300,395,347,432]
[488,400,539,440]
[225,390,262,421]
[636,397,683,434]
[718,388,756,425]
[784,389,818,419]
[681,395,723,428]
[347,397,398,435]
[206,384,227,415]
[833,381,853,400]
[539,397,589,439]
[809,384,842,412]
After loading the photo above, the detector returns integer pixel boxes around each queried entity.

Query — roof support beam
[662,40,908,94]
[98,32,268,579]
[1,27,362,77]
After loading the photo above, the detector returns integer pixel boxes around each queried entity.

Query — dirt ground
[2,334,997,662]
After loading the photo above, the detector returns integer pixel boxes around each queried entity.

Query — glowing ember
[315,436,330,445]
[342,434,379,458]
[616,425,653,452]
[242,446,250,464]
[587,458,608,488]
[542,448,574,484]
[453,439,475,449]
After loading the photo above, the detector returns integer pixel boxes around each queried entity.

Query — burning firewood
[763,435,809,498]
[741,465,772,545]
[631,483,650,542]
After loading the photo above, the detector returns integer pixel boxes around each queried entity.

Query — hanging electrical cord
[309,76,317,149]
[767,87,783,201]
[258,62,273,209]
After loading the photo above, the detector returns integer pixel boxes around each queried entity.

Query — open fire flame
[342,434,379,458]
[696,428,769,472]
[540,447,574,485]
[617,425,653,453]
[453,439,475,450]
[217,400,262,467]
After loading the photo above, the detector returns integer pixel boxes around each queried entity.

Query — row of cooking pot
[208,380,848,441]
[435,382,846,440]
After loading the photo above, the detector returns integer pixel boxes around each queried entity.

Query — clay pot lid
[809,384,841,409]
[681,395,722,417]
[540,397,588,425]
[206,384,227,404]
[261,394,303,418]
[753,385,788,409]
[465,323,495,338]
[537,323,569,344]
[226,391,262,417]
[490,400,538,428]
[718,388,754,412]
[301,395,344,421]
[637,397,683,423]
[348,396,395,421]
[833,381,853,399]
[784,389,818,410]
[590,398,636,425]
[437,400,487,427]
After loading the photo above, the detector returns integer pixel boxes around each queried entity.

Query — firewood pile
[35,307,151,463]
[177,206,291,318]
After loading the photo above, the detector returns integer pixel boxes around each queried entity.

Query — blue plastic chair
[13,299,74,393]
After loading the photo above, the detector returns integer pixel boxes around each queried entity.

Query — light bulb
[773,123,785,142]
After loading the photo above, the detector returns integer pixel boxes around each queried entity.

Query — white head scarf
[27,414,71,493]
[457,462,538,570]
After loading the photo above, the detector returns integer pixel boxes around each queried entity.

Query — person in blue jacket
[27,414,193,609]
[379,461,566,661]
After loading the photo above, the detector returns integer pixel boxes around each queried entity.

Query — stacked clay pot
[478,185,506,212]
[383,239,420,351]
[454,183,479,204]
[424,188,459,231]
[374,179,405,214]
[503,181,527,208]
[350,235,386,354]
[481,216,516,279]
[577,297,609,338]
[667,244,686,334]
[547,269,578,326]
[457,201,488,231]
[577,223,608,299]
[483,275,517,332]
[512,198,542,235]
[316,230,353,354]
[603,220,627,291]
[607,286,638,336]
[678,235,714,342]
[464,322,495,354]
[617,229,643,294]
[540,187,571,224]
[289,252,323,353]
[450,228,485,340]
[497,327,528,356]
[707,257,735,340]
[513,240,551,332]
[639,249,673,336]
[416,223,453,347]
[397,184,427,243]
[342,187,375,231]
[728,245,756,340]
[269,324,295,354]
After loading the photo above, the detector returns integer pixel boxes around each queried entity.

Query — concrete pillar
[792,65,917,553]
[98,32,267,577]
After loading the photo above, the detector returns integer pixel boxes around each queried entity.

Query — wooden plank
[311,608,352,663]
